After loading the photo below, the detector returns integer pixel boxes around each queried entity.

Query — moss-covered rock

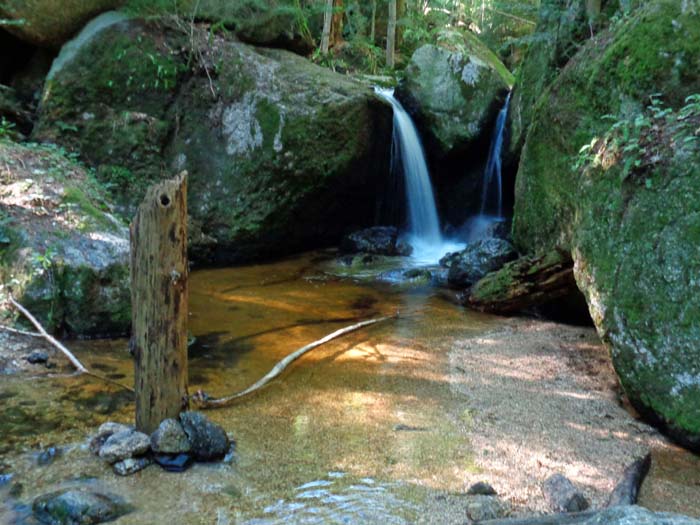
[0,140,129,337]
[467,250,576,314]
[509,0,639,156]
[194,0,316,55]
[0,0,124,48]
[34,18,391,263]
[512,1,700,449]
[396,39,513,160]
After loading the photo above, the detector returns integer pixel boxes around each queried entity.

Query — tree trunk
[330,0,344,48]
[370,0,377,43]
[396,0,405,47]
[386,0,396,67]
[131,172,189,434]
[320,0,333,54]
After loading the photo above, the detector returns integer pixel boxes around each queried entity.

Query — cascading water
[480,91,511,218]
[465,92,512,242]
[375,88,462,263]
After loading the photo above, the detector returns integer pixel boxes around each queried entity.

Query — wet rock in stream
[113,457,151,477]
[150,418,191,454]
[26,351,49,365]
[440,238,517,288]
[36,447,61,466]
[179,411,230,462]
[89,422,133,454]
[32,488,132,525]
[340,226,413,256]
[98,429,150,464]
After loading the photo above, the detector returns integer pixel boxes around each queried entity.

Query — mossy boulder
[0,0,124,48]
[512,1,700,449]
[194,0,316,55]
[396,38,513,160]
[509,0,640,156]
[0,140,129,337]
[33,18,392,263]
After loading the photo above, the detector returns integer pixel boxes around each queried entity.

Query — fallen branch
[605,453,651,507]
[10,296,88,373]
[9,296,134,393]
[193,314,397,408]
[0,324,42,337]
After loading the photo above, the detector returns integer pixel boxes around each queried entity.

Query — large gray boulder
[0,140,129,337]
[397,37,513,160]
[34,17,392,264]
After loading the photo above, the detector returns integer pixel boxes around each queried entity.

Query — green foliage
[30,246,60,327]
[574,94,700,184]
[0,210,13,246]
[0,117,16,138]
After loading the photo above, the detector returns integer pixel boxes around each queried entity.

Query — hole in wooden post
[160,194,171,207]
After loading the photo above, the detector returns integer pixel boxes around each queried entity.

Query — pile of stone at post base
[90,411,233,476]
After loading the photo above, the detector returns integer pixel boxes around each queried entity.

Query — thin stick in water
[194,314,397,409]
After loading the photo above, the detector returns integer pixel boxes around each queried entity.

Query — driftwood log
[131,172,189,434]
[467,250,576,314]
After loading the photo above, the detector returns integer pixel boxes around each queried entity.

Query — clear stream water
[0,253,699,523]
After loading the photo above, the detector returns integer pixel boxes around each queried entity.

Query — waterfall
[375,87,446,261]
[479,91,511,218]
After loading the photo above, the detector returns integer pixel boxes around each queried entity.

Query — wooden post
[130,172,189,434]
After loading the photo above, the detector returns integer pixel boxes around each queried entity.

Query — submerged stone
[26,351,49,365]
[113,457,151,476]
[36,447,61,466]
[153,453,194,473]
[32,488,131,525]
